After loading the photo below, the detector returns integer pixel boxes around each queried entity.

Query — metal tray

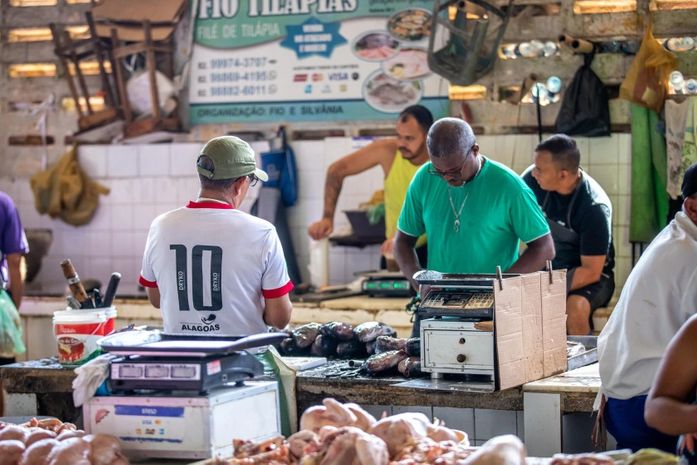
[567,335,598,371]
[98,331,287,357]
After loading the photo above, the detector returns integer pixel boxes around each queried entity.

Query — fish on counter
[319,321,355,342]
[310,334,337,357]
[292,323,322,349]
[362,349,409,374]
[336,340,367,359]
[397,356,422,378]
[354,322,397,343]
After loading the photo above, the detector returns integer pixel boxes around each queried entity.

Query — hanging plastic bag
[620,23,677,113]
[0,290,26,356]
[259,127,298,207]
[555,53,611,137]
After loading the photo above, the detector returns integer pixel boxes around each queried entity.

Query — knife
[102,272,122,308]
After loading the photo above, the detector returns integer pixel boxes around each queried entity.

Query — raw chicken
[0,439,25,465]
[287,430,319,459]
[46,437,91,465]
[300,398,357,432]
[86,434,127,465]
[19,438,59,465]
[368,412,432,457]
[344,404,377,431]
[314,427,388,465]
[462,434,526,465]
[300,399,378,433]
[0,424,28,442]
[24,428,56,446]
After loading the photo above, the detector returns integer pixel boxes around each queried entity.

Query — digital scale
[85,330,286,459]
[358,270,413,297]
[109,352,263,393]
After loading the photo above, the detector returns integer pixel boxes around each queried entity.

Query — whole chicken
[86,434,129,465]
[20,438,59,465]
[368,412,431,457]
[462,434,526,465]
[300,398,358,432]
[287,430,319,459]
[46,437,91,465]
[0,439,25,465]
[344,404,377,431]
[315,427,389,465]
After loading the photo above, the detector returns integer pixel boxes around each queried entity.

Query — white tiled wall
[0,133,633,296]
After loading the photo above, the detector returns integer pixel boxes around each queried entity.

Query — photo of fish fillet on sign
[352,31,401,62]
[362,70,422,113]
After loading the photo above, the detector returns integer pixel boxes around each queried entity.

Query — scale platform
[99,330,286,393]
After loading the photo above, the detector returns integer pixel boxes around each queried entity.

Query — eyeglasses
[247,174,260,187]
[428,145,475,178]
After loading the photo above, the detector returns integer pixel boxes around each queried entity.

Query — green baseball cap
[197,136,268,182]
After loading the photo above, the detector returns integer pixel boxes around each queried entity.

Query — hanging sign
[189,1,449,123]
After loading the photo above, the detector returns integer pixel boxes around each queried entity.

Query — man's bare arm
[146,287,161,309]
[6,253,24,309]
[507,234,555,273]
[568,255,606,290]
[308,139,398,240]
[394,230,420,291]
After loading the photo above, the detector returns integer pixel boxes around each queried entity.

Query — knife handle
[60,259,90,306]
[102,272,122,308]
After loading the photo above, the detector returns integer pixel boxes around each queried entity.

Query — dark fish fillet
[405,337,421,357]
[354,322,397,343]
[320,321,355,342]
[374,336,407,354]
[397,356,423,378]
[293,323,322,349]
[336,340,367,358]
[310,334,337,357]
[362,350,408,374]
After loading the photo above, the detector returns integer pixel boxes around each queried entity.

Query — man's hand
[380,235,395,258]
[308,218,333,240]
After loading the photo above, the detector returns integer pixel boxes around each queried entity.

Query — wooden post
[110,28,133,124]
[86,11,116,109]
[50,24,83,119]
[63,30,94,115]
[144,21,162,120]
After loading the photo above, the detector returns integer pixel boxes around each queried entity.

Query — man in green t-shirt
[395,118,555,295]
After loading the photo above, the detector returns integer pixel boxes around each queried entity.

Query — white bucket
[53,306,117,365]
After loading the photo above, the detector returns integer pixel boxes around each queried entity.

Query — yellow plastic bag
[620,23,677,113]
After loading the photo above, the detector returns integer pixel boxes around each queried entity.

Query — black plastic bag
[555,54,611,137]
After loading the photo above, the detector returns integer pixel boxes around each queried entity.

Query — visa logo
[328,73,349,81]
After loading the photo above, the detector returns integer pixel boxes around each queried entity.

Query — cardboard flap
[521,273,544,381]
[541,269,568,377]
[494,275,526,390]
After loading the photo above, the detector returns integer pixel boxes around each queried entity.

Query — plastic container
[53,307,117,365]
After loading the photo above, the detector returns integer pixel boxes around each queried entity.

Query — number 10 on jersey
[170,244,223,311]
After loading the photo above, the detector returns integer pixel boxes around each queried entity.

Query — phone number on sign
[210,85,272,97]
[210,57,269,68]
[210,71,275,83]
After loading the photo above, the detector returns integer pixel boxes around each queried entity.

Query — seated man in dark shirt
[523,134,615,335]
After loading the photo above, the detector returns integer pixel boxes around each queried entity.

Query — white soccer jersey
[139,200,293,336]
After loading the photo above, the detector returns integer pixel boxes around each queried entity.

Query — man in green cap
[140,136,294,336]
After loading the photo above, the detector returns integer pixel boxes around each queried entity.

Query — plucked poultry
[0,418,129,465]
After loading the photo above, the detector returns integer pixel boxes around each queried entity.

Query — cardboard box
[494,270,567,390]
